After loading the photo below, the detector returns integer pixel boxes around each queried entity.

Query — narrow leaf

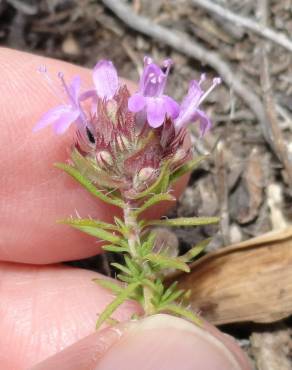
[134,193,176,216]
[179,239,211,263]
[145,216,219,228]
[124,255,141,276]
[117,274,133,284]
[60,219,125,246]
[162,281,178,301]
[162,289,185,305]
[111,263,132,275]
[144,253,190,273]
[96,282,140,329]
[140,232,157,256]
[93,279,123,295]
[60,218,119,232]
[55,162,124,208]
[170,155,209,183]
[159,304,201,325]
[102,244,129,253]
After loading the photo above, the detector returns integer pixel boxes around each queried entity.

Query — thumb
[30,314,251,370]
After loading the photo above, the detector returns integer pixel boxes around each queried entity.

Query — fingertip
[30,328,121,370]
[31,315,251,370]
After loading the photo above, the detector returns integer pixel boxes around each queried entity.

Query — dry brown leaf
[170,226,292,325]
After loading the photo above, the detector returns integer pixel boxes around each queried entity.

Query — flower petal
[140,63,165,97]
[174,80,204,131]
[33,105,69,132]
[195,109,212,137]
[79,89,96,101]
[128,93,146,112]
[53,109,80,134]
[180,80,203,113]
[146,97,166,128]
[93,60,119,99]
[162,95,180,119]
[69,76,81,103]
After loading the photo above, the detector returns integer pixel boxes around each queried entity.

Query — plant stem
[123,204,139,258]
[123,201,155,315]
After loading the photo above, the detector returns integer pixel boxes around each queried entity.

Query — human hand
[0,48,251,370]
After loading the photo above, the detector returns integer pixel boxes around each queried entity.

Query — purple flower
[174,76,221,136]
[128,57,179,128]
[34,73,85,134]
[93,60,119,99]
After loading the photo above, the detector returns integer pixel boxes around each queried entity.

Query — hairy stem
[123,201,155,315]
[123,204,139,258]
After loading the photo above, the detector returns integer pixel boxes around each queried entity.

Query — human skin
[0,48,251,370]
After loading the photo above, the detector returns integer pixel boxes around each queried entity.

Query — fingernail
[95,314,249,370]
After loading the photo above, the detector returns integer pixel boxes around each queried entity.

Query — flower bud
[172,148,187,164]
[106,100,118,121]
[96,150,113,168]
[133,167,156,189]
[116,134,129,152]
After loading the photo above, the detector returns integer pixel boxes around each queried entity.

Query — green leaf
[161,289,185,306]
[145,216,219,228]
[134,193,176,216]
[158,304,201,325]
[141,278,158,292]
[140,231,156,256]
[131,161,171,199]
[117,274,133,284]
[161,281,178,301]
[60,218,119,232]
[102,244,129,253]
[144,253,190,273]
[179,238,211,263]
[170,155,209,183]
[96,282,140,329]
[93,279,123,295]
[111,263,132,275]
[124,255,141,276]
[60,218,125,246]
[55,162,124,208]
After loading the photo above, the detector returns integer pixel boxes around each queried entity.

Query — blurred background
[1,1,292,368]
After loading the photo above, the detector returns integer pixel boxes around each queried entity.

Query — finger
[0,262,141,370]
[0,48,188,264]
[31,315,251,370]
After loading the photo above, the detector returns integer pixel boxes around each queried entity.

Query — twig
[101,0,272,146]
[191,0,292,53]
[7,0,38,15]
[215,141,230,245]
[259,0,292,188]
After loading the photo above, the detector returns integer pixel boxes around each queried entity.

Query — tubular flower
[33,73,86,135]
[93,60,119,100]
[175,75,221,136]
[128,57,179,128]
